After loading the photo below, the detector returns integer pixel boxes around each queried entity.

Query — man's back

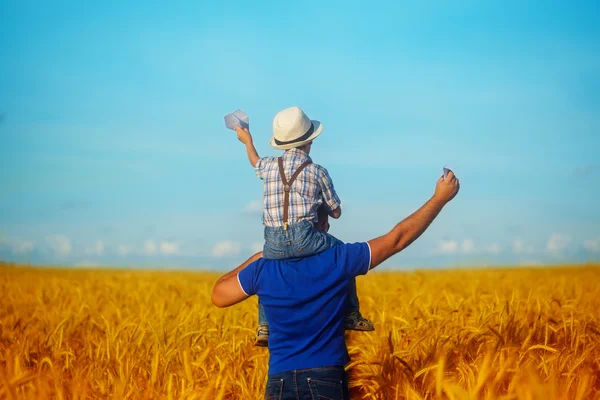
[238,242,371,374]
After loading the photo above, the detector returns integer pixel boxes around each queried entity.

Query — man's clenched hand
[434,170,460,204]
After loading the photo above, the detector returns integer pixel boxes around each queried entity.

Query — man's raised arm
[368,171,460,269]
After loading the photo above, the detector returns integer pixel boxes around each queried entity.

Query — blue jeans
[265,366,350,400]
[259,221,360,326]
[263,220,341,260]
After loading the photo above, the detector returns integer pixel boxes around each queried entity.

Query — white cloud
[437,240,459,254]
[119,241,181,257]
[583,238,600,253]
[513,239,534,254]
[546,234,571,255]
[144,240,157,256]
[13,240,34,254]
[212,241,241,258]
[0,236,34,254]
[117,244,133,256]
[160,241,180,255]
[85,240,105,256]
[46,235,72,256]
[487,243,501,255]
[461,239,475,254]
[251,242,264,253]
[436,239,502,256]
[243,200,263,215]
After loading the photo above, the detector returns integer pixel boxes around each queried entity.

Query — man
[212,172,460,399]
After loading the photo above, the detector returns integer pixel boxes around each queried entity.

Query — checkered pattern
[255,148,341,228]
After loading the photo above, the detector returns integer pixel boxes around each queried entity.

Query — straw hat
[270,106,323,150]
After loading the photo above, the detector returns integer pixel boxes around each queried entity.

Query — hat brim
[269,120,323,150]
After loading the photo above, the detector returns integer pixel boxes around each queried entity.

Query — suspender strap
[277,157,312,230]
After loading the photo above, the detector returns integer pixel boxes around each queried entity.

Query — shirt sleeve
[255,157,274,180]
[316,166,342,211]
[237,259,261,296]
[337,242,371,279]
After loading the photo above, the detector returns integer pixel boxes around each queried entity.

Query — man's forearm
[245,142,260,168]
[369,196,446,268]
[389,196,446,252]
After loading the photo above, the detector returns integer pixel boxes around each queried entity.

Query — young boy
[235,106,374,346]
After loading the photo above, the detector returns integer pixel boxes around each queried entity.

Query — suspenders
[277,157,312,230]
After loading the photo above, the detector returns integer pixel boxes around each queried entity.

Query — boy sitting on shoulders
[235,106,374,346]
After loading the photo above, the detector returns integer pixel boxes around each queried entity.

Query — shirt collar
[284,147,312,162]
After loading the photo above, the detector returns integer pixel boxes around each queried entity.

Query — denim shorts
[263,220,342,260]
[265,366,349,400]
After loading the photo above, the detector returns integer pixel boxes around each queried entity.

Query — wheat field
[1,264,599,399]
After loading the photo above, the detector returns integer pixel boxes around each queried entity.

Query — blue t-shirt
[238,242,371,374]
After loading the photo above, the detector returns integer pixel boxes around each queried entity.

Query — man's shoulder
[251,257,284,272]
[240,257,268,283]
[308,242,369,262]
[297,242,370,277]
[331,242,368,254]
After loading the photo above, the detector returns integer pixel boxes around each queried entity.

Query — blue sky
[1,0,599,270]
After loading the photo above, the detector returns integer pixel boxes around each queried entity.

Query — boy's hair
[293,141,312,151]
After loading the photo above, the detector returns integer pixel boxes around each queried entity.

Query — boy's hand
[329,207,342,219]
[236,127,253,146]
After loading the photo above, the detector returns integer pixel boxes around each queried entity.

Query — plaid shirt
[255,148,341,227]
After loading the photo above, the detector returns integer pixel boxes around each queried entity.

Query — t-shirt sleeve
[316,166,342,211]
[337,242,371,279]
[237,259,261,296]
[254,157,274,180]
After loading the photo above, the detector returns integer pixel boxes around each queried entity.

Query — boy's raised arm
[236,127,260,168]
